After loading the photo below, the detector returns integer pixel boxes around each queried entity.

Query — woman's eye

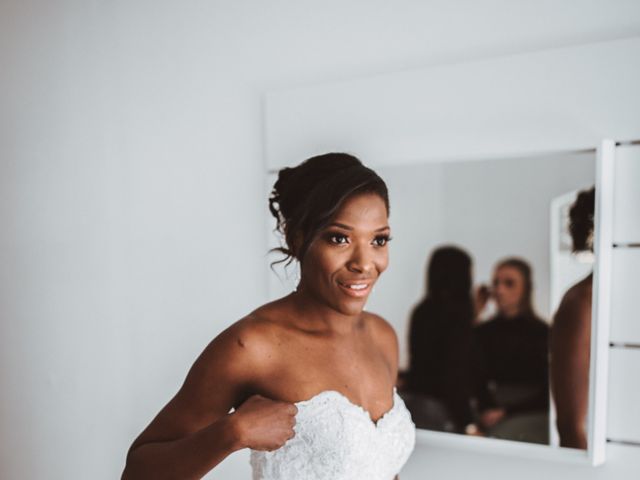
[327,233,392,246]
[374,235,392,247]
[329,233,349,244]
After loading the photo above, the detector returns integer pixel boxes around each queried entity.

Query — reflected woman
[472,258,549,434]
[550,186,595,449]
[406,246,475,434]
[121,153,415,480]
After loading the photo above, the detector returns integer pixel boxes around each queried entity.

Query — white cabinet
[607,348,640,443]
[613,145,640,245]
[610,249,640,345]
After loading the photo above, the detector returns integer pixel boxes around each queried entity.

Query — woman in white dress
[121,153,416,480]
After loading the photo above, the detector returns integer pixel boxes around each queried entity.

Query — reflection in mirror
[366,151,596,448]
[549,186,595,450]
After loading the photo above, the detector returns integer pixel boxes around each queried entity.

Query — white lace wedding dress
[249,386,416,480]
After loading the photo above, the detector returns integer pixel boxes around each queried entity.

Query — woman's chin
[335,299,367,316]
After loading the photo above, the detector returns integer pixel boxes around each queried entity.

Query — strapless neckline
[249,384,415,480]
[294,386,399,428]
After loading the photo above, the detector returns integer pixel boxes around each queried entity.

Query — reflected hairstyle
[569,186,595,253]
[425,245,472,300]
[268,153,389,268]
[495,257,536,317]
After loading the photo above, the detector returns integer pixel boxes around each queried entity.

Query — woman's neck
[288,288,364,336]
[500,307,524,319]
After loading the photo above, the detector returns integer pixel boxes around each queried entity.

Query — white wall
[2,1,640,479]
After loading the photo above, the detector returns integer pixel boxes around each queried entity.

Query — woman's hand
[479,407,506,429]
[474,285,491,323]
[233,394,298,451]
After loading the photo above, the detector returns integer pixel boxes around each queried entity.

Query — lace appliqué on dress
[249,387,416,480]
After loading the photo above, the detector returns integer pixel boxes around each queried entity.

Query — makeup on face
[301,193,391,314]
[492,267,526,314]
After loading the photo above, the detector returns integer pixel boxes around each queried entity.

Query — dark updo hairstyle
[268,153,389,268]
[569,186,595,253]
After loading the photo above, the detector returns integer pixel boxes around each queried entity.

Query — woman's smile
[337,280,372,298]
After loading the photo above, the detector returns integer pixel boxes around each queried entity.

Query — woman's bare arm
[550,283,592,449]
[121,319,270,479]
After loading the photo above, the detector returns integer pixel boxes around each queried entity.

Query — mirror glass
[366,150,596,448]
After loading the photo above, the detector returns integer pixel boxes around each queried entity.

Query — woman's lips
[337,281,372,298]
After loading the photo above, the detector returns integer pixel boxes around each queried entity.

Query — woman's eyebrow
[328,222,390,232]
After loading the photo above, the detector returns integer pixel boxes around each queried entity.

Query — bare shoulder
[554,278,592,329]
[556,280,592,320]
[366,311,398,341]
[199,309,288,393]
[126,311,281,454]
[365,311,399,369]
[207,312,279,366]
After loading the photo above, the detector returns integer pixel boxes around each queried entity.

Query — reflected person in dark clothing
[407,246,475,433]
[472,258,549,434]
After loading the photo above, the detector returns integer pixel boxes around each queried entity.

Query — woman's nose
[347,245,373,273]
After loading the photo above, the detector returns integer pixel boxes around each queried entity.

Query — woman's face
[299,192,390,317]
[492,265,526,317]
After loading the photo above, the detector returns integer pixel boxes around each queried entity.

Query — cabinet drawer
[610,249,640,345]
[607,347,640,443]
[613,145,640,245]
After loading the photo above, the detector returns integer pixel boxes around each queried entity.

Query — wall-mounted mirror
[265,144,611,462]
[362,149,596,449]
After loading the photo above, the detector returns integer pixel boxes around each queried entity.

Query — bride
[121,153,416,480]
